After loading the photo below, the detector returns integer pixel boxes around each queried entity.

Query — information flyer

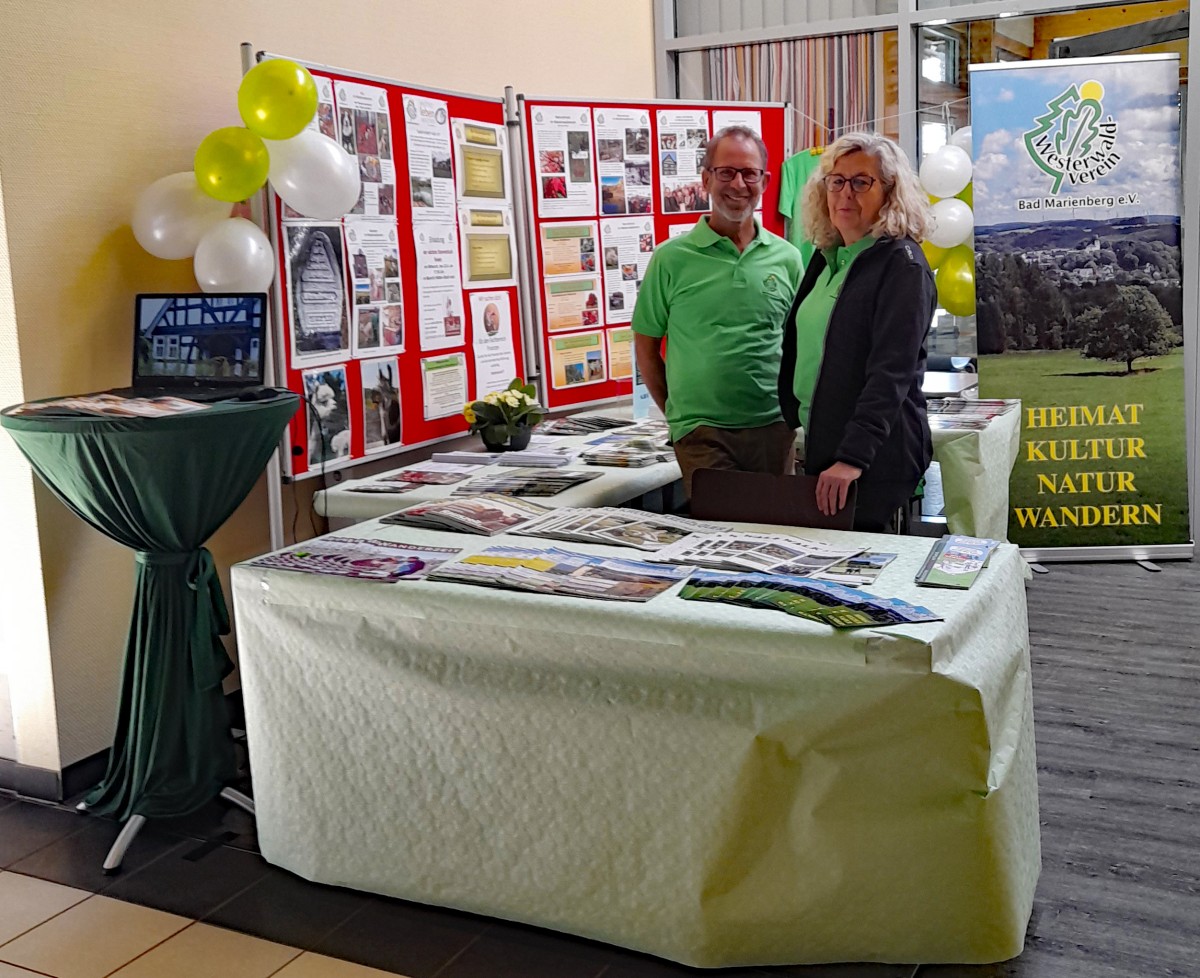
[335,80,396,216]
[600,217,654,324]
[593,107,652,216]
[544,275,602,333]
[458,204,517,288]
[540,222,598,277]
[606,327,634,381]
[531,105,596,218]
[549,330,607,389]
[284,221,351,365]
[712,109,762,138]
[453,118,509,202]
[403,94,455,225]
[657,109,709,213]
[421,352,468,420]
[414,225,466,352]
[344,217,404,356]
[469,290,518,396]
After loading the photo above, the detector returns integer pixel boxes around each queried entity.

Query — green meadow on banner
[970,55,1189,552]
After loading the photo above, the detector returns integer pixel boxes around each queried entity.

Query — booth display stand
[1,393,299,872]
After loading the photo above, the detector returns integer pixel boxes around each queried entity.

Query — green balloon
[194,127,270,203]
[937,245,976,317]
[238,59,318,141]
[955,182,973,208]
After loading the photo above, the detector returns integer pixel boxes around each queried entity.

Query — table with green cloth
[231,518,1040,967]
[930,406,1022,540]
[1,393,298,829]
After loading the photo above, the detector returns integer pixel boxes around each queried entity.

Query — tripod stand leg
[102,814,147,875]
[220,786,255,816]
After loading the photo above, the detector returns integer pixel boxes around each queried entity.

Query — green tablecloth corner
[1,393,299,820]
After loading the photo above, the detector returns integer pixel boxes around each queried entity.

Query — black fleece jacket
[778,236,935,489]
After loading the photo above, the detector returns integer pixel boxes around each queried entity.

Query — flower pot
[481,425,533,452]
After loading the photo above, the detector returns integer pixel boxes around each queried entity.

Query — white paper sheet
[469,291,517,396]
[404,94,455,225]
[593,107,653,217]
[414,225,466,352]
[345,218,404,357]
[335,80,397,217]
[532,105,596,218]
[599,217,654,324]
[421,352,467,420]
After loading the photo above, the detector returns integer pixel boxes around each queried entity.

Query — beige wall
[0,0,655,771]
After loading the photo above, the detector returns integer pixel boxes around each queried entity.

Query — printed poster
[336,80,396,217]
[284,222,351,364]
[301,364,352,466]
[549,330,606,389]
[606,327,634,381]
[404,94,455,224]
[600,217,654,324]
[454,119,509,202]
[421,352,468,420]
[458,204,517,288]
[971,55,1189,549]
[469,290,518,396]
[345,217,403,356]
[657,109,710,215]
[531,105,596,217]
[544,275,602,333]
[414,225,466,352]
[712,109,762,139]
[360,355,402,453]
[593,108,653,216]
[540,222,598,277]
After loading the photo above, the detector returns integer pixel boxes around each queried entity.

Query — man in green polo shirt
[633,126,803,497]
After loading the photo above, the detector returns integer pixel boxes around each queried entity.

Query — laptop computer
[104,292,269,402]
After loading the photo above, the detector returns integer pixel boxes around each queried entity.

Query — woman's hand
[816,461,863,516]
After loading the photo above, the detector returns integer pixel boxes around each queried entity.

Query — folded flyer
[381,462,485,485]
[648,531,863,576]
[514,507,728,551]
[451,468,603,497]
[382,494,551,535]
[915,534,1000,589]
[248,537,460,582]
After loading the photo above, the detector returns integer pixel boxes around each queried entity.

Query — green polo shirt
[791,235,877,431]
[632,217,803,442]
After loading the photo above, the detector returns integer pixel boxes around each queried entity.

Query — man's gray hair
[704,125,769,171]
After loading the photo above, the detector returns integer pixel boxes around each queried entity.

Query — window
[922,28,959,85]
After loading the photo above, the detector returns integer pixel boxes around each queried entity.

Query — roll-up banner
[971,55,1190,556]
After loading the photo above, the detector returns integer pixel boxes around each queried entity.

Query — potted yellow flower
[463,378,546,452]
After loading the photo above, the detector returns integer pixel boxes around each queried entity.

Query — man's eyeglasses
[706,166,765,184]
[824,174,880,194]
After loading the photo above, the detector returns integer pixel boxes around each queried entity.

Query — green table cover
[1,393,298,819]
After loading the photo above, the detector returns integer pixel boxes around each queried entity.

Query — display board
[519,98,789,412]
[262,54,526,480]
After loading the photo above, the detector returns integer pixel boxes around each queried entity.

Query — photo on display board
[360,356,402,452]
[286,224,350,358]
[601,177,626,214]
[302,365,351,467]
[598,139,624,163]
[377,114,392,160]
[568,131,591,182]
[339,108,356,155]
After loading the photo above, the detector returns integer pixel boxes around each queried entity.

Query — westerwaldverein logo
[1023,80,1121,194]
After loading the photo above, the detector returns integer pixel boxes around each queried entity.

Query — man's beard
[712,195,755,223]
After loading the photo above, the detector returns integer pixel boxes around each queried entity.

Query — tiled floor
[2,560,1198,977]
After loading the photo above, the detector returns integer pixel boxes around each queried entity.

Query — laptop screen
[133,293,267,388]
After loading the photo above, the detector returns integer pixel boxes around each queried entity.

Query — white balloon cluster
[919,127,977,317]
[129,60,361,293]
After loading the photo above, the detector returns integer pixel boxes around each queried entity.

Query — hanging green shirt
[632,217,803,442]
[777,151,823,269]
[792,235,877,431]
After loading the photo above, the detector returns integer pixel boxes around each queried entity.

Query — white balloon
[193,218,275,293]
[131,171,231,260]
[265,130,361,220]
[928,198,975,249]
[948,126,973,155]
[920,145,973,199]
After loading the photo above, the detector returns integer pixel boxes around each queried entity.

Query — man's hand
[816,461,862,516]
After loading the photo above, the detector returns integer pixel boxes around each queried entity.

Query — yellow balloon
[194,127,270,203]
[238,59,318,141]
[921,239,949,270]
[936,245,976,317]
[955,182,973,209]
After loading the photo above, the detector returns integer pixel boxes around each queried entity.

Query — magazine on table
[915,535,1000,589]
[926,398,1018,419]
[345,482,422,495]
[538,415,634,436]
[495,441,580,467]
[430,450,505,465]
[514,507,728,551]
[11,393,211,418]
[927,415,993,431]
[452,468,604,497]
[815,552,899,587]
[381,494,551,535]
[428,544,692,601]
[380,462,486,485]
[248,537,460,582]
[648,531,863,576]
[680,570,942,628]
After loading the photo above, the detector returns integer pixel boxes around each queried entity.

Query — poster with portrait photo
[593,107,653,215]
[335,80,396,216]
[531,105,596,217]
[600,217,654,324]
[549,329,606,389]
[285,222,351,365]
[360,355,402,453]
[302,364,352,467]
[469,291,517,396]
[657,109,709,205]
[404,94,455,224]
[345,217,403,356]
[414,224,466,352]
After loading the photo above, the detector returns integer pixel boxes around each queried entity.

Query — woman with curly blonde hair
[779,131,937,531]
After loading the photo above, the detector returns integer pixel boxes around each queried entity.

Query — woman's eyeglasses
[706,166,765,184]
[824,174,880,194]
